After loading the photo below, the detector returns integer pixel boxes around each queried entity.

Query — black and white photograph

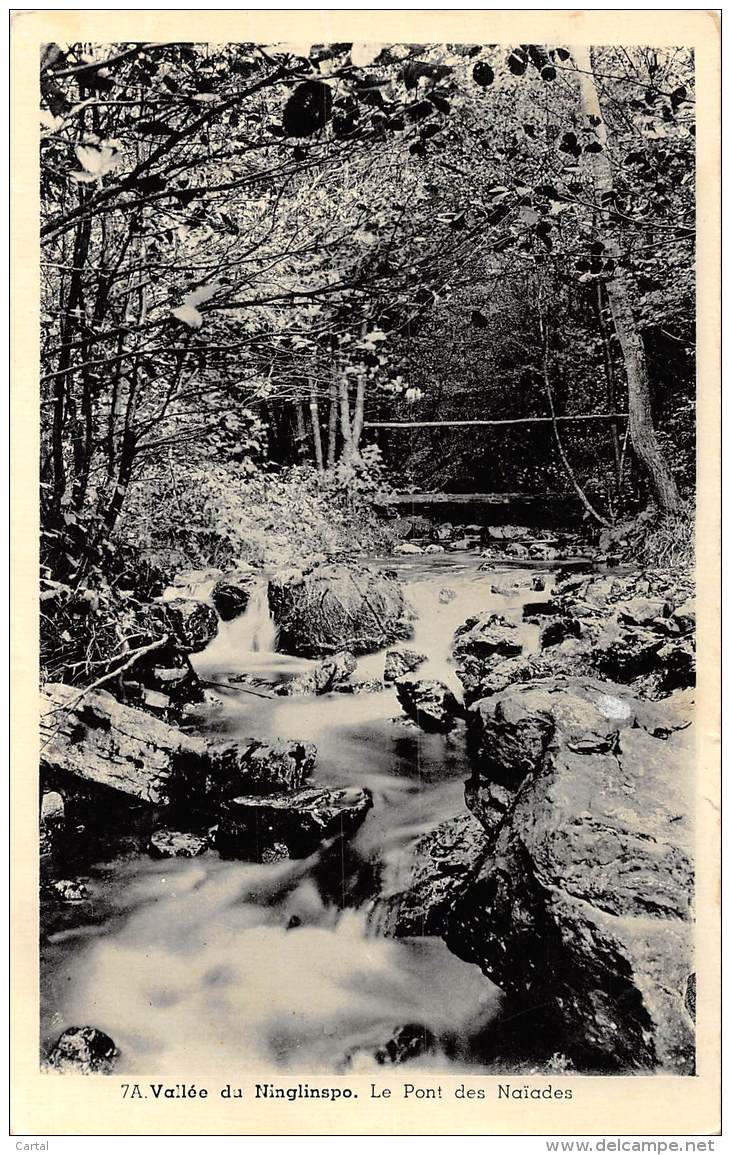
[15,12,718,1134]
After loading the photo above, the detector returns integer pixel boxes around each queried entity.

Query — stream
[41,554,552,1075]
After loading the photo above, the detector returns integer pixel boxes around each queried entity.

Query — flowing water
[41,554,553,1075]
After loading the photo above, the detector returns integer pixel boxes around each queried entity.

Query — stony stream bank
[39,519,695,1077]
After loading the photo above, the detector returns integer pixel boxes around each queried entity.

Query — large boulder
[40,685,317,820]
[395,676,461,733]
[40,684,209,808]
[206,736,316,799]
[268,564,414,657]
[216,786,372,861]
[374,813,487,937]
[448,677,695,1073]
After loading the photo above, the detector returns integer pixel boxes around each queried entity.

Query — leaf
[670,85,687,112]
[171,304,203,329]
[506,48,528,76]
[283,80,333,137]
[472,61,494,87]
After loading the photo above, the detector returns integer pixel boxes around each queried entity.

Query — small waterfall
[192,578,292,683]
[238,580,278,654]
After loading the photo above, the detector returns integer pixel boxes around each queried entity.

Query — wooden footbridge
[365,411,629,517]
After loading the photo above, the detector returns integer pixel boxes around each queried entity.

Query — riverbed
[41,554,554,1075]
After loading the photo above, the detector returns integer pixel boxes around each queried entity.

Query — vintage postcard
[10,8,720,1138]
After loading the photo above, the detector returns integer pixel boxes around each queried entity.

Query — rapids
[41,554,552,1075]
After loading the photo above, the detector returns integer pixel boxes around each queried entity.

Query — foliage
[119,461,396,570]
[39,39,696,585]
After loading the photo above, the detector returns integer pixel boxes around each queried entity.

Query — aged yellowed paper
[11,8,720,1136]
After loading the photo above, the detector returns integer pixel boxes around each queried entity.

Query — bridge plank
[364,414,628,429]
[375,492,564,505]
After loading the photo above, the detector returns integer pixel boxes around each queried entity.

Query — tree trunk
[326,379,338,467]
[308,378,324,472]
[294,400,308,463]
[595,283,622,486]
[351,373,366,454]
[338,376,355,461]
[573,45,682,515]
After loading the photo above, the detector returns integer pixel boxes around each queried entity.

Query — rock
[452,614,525,705]
[522,599,565,619]
[395,676,461,733]
[439,587,457,604]
[503,542,530,559]
[269,564,414,657]
[277,651,357,696]
[216,786,372,861]
[434,523,453,542]
[424,544,445,554]
[395,542,425,555]
[490,578,522,596]
[41,685,315,817]
[211,573,256,621]
[333,678,385,695]
[453,613,522,661]
[531,575,546,592]
[384,648,427,683]
[149,829,209,858]
[207,737,316,799]
[40,790,65,862]
[592,624,666,682]
[540,616,582,650]
[392,515,433,540]
[449,679,694,1073]
[47,1026,118,1074]
[617,597,670,627]
[160,598,219,654]
[51,879,89,903]
[486,525,529,541]
[342,1024,436,1070]
[468,680,636,791]
[375,813,487,937]
[448,537,478,551]
[671,598,696,633]
[528,544,560,562]
[40,684,209,808]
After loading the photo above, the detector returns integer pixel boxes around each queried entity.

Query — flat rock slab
[216,786,372,861]
[41,684,209,807]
